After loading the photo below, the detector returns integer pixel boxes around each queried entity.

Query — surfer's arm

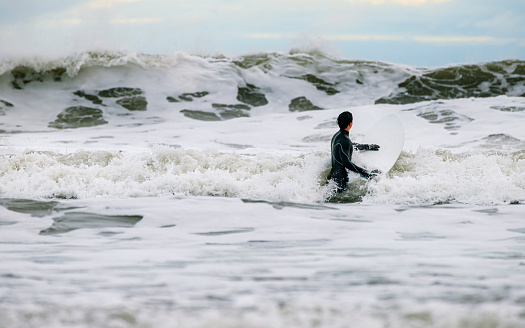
[353,143,380,151]
[336,143,368,176]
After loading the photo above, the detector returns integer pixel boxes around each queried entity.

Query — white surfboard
[352,114,405,173]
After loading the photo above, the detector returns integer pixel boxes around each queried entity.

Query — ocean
[0,50,524,327]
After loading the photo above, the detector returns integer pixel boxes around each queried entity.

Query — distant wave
[377,60,525,104]
[1,50,523,108]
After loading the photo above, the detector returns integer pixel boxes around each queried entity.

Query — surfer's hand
[358,144,380,151]
[362,169,381,179]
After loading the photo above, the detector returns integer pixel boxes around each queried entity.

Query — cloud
[326,35,404,41]
[110,17,162,24]
[60,18,85,25]
[412,36,519,44]
[245,33,521,46]
[38,0,161,26]
[348,0,451,5]
[247,34,286,39]
[476,11,525,35]
[413,36,494,43]
[88,0,143,9]
[395,0,450,5]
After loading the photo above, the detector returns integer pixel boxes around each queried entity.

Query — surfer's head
[337,111,353,131]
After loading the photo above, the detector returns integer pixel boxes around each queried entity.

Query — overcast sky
[0,0,523,66]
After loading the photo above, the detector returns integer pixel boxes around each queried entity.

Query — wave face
[0,50,524,205]
[1,52,524,108]
[377,60,525,104]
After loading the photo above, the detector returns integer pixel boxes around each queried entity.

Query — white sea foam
[367,148,525,205]
[0,146,330,201]
[1,90,524,205]
[1,197,525,327]
[1,302,524,328]
[0,145,523,205]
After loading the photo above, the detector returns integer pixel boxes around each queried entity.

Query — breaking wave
[0,51,523,110]
[1,146,523,205]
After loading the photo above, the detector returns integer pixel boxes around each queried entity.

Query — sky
[0,0,524,67]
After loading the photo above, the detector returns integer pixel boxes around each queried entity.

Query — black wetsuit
[327,129,370,192]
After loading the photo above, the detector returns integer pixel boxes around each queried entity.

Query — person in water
[327,111,380,192]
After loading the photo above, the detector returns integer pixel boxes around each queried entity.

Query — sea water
[0,51,524,327]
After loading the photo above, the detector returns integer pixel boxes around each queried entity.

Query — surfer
[327,111,380,192]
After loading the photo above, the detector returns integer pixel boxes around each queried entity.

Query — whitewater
[0,50,524,327]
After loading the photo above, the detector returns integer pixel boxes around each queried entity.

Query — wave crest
[1,50,523,105]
